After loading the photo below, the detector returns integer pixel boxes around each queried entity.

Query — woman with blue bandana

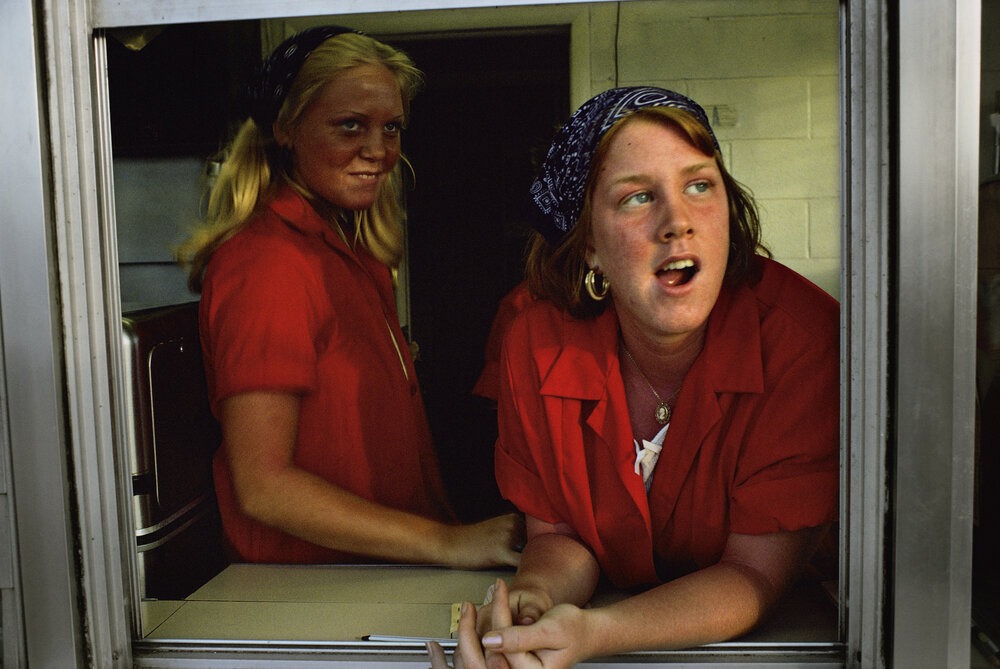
[429,87,838,667]
[179,27,523,568]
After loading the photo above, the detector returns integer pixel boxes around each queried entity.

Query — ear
[584,240,599,272]
[272,121,292,147]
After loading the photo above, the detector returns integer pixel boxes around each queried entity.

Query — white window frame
[0,1,980,667]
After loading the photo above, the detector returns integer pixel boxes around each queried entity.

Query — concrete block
[810,76,840,139]
[619,12,839,81]
[626,0,837,21]
[730,137,839,200]
[809,197,842,259]
[758,198,809,258]
[688,78,809,140]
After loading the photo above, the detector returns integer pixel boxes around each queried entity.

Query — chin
[651,307,712,339]
[334,195,378,212]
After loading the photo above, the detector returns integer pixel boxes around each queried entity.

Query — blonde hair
[178,32,423,292]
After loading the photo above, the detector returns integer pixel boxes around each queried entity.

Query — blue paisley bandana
[244,25,358,135]
[526,87,720,244]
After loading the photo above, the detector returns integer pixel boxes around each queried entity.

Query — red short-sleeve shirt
[472,281,535,401]
[494,258,839,588]
[201,186,453,563]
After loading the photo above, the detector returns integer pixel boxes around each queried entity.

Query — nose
[360,130,387,162]
[656,195,695,242]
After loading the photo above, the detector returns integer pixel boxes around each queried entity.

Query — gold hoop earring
[585,269,609,301]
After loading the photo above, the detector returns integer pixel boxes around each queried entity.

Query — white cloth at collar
[634,423,670,492]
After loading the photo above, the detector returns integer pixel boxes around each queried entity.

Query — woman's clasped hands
[428,579,595,669]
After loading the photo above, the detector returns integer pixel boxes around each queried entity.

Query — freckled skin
[586,119,730,350]
[277,64,405,212]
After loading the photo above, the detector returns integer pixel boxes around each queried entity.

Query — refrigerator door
[122,302,226,599]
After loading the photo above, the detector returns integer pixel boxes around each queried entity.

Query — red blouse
[200,185,453,563]
[494,258,839,588]
[472,281,534,401]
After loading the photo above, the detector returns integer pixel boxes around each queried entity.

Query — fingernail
[461,601,469,615]
[482,633,502,648]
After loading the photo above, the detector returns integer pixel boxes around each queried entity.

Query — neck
[310,197,355,245]
[619,322,706,389]
[618,324,705,439]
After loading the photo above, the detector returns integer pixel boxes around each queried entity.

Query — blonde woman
[179,27,523,567]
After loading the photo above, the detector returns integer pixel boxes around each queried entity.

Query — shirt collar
[701,279,764,394]
[267,184,354,255]
[539,306,620,401]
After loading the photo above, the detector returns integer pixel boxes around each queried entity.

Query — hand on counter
[427,579,588,669]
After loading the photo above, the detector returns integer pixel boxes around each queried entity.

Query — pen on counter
[362,635,453,643]
[972,620,1000,667]
[363,602,463,643]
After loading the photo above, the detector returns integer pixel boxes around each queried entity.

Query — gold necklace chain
[622,343,681,425]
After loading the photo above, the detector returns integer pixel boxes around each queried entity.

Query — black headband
[526,87,721,244]
[244,25,358,135]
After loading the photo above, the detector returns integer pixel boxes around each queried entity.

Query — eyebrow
[683,161,717,175]
[608,162,717,187]
[331,110,405,120]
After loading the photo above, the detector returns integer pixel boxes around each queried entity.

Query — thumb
[510,589,551,627]
[482,625,548,654]
[514,603,543,626]
[500,546,522,568]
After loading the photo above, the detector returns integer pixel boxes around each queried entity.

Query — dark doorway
[394,30,569,521]
[107,21,260,158]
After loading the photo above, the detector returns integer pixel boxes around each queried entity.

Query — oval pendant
[654,402,671,425]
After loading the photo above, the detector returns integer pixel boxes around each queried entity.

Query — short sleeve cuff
[212,361,316,408]
[471,363,499,400]
[494,443,563,525]
[730,469,839,535]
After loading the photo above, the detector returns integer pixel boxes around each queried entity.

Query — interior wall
[115,157,204,311]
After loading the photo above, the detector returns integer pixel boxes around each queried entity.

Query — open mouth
[657,258,699,287]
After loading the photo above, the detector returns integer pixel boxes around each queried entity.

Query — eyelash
[618,180,714,207]
[622,191,653,206]
[336,119,402,134]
